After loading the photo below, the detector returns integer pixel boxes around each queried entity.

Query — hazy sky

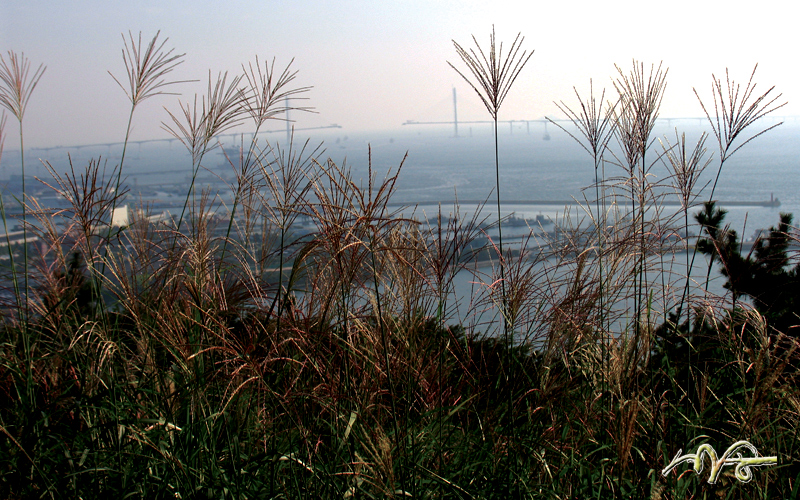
[1,0,796,148]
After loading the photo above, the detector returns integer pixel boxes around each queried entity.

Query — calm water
[8,117,798,237]
[3,118,794,329]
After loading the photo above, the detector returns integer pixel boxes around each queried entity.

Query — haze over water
[6,117,797,241]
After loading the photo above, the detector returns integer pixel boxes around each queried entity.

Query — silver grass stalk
[0,51,46,318]
[448,25,533,339]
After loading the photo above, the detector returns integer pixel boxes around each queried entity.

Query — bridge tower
[453,87,458,138]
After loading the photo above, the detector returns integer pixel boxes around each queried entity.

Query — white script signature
[661,440,777,484]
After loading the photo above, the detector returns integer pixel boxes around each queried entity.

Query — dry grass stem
[108,30,189,109]
[242,56,314,129]
[0,51,45,121]
[448,26,533,120]
[694,65,786,164]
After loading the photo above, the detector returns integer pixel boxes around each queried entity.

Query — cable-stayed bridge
[29,124,342,153]
[402,87,782,138]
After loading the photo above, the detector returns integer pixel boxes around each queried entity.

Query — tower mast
[452,87,458,137]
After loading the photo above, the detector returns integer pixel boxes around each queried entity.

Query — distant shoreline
[387,198,782,208]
